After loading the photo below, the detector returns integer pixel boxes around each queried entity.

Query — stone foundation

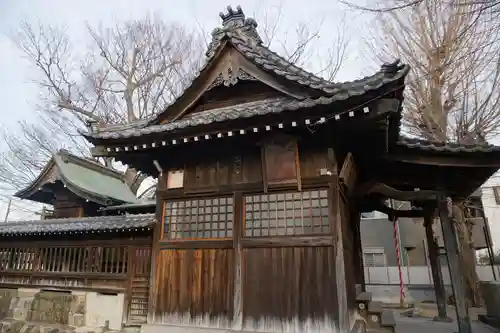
[480,281,500,320]
[0,288,125,331]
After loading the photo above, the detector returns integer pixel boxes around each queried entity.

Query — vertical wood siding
[242,247,337,323]
[339,192,357,311]
[154,249,234,325]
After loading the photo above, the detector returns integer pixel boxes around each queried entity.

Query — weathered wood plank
[242,247,337,322]
[154,249,235,323]
[159,240,233,249]
[242,236,334,248]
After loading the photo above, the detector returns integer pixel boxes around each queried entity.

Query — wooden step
[357,291,372,303]
[380,310,396,333]
[361,301,396,333]
[368,301,383,314]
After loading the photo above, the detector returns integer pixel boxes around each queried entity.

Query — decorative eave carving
[207,67,258,91]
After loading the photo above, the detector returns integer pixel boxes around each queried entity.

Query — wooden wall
[154,249,234,324]
[151,142,347,332]
[242,247,337,322]
[150,142,355,332]
[52,188,99,218]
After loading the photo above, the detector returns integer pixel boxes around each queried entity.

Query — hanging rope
[394,218,406,306]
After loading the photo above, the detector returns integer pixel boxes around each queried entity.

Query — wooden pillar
[424,213,451,322]
[437,195,471,333]
[351,208,365,292]
[232,191,243,330]
[330,178,348,332]
[147,175,166,323]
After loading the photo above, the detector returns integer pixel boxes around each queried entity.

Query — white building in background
[481,182,500,250]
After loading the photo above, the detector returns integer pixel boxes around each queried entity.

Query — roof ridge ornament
[381,59,405,77]
[219,5,245,25]
[207,5,262,58]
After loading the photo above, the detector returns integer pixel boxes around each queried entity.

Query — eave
[386,137,500,168]
[14,159,57,202]
[87,94,405,161]
[0,213,155,238]
[15,150,138,206]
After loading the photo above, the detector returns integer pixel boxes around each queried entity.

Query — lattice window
[244,190,329,237]
[164,197,234,240]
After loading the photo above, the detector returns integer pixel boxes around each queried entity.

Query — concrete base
[432,316,452,323]
[366,285,453,305]
[480,281,500,319]
[478,314,500,330]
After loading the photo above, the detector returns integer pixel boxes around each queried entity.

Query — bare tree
[0,15,204,198]
[254,0,348,80]
[341,0,500,13]
[365,0,500,306]
[0,7,349,211]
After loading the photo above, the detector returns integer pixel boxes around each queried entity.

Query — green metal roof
[53,152,139,204]
[15,150,139,205]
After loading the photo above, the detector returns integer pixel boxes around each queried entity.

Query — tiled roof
[397,137,500,153]
[141,9,409,125]
[84,6,409,140]
[203,19,408,96]
[86,67,407,141]
[0,214,155,236]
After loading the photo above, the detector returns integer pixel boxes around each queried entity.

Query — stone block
[70,297,85,316]
[17,289,39,299]
[0,289,16,319]
[19,323,33,333]
[4,320,25,333]
[28,291,75,325]
[71,314,85,327]
[12,308,28,321]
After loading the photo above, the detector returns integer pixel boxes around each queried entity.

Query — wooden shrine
[83,6,500,333]
[0,150,155,327]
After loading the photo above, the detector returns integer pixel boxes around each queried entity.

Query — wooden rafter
[354,181,439,201]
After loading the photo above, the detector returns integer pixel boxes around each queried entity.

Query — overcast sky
[2,0,500,248]
[0,0,373,220]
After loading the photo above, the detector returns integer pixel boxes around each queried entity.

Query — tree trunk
[452,203,482,307]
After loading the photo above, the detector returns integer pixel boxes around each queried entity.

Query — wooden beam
[339,152,357,195]
[385,152,500,168]
[90,146,108,157]
[437,194,471,333]
[350,208,365,292]
[424,214,451,322]
[375,203,426,219]
[355,181,439,201]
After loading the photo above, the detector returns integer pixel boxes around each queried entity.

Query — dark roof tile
[0,214,155,236]
[87,65,408,141]
[83,6,409,140]
[397,137,500,153]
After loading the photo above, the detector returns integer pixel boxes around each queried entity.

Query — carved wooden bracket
[207,67,257,90]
